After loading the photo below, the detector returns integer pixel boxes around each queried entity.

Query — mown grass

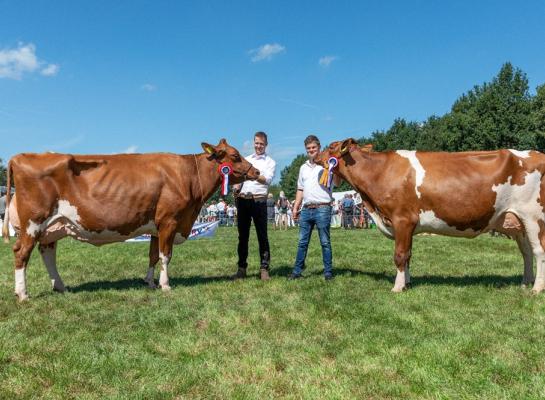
[1,227,545,399]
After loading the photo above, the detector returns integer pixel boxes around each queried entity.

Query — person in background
[288,134,337,281]
[266,193,275,225]
[0,188,6,228]
[231,131,276,281]
[277,191,289,230]
[226,203,236,226]
[287,200,295,228]
[207,201,218,222]
[342,194,354,229]
[217,197,227,225]
[274,203,280,230]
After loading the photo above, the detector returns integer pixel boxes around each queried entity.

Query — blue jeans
[292,206,333,277]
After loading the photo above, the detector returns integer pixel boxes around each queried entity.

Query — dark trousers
[237,198,270,270]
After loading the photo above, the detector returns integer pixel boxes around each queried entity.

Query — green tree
[532,84,545,151]
[278,154,306,199]
[368,119,422,151]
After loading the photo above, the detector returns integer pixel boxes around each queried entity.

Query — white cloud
[249,43,285,62]
[122,145,138,153]
[0,42,58,80]
[41,63,59,76]
[141,83,157,92]
[318,55,338,68]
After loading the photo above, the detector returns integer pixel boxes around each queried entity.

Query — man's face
[254,136,267,155]
[305,141,321,162]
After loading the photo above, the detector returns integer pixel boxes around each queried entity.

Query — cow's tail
[2,160,12,243]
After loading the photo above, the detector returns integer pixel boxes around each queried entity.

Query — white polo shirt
[297,160,333,205]
[240,153,276,196]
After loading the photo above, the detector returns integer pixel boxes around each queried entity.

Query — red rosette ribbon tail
[218,162,233,195]
[326,156,339,190]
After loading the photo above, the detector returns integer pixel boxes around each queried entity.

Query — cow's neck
[339,150,387,211]
[194,153,222,203]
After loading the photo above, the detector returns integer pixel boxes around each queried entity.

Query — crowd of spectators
[333,193,376,229]
[197,191,376,230]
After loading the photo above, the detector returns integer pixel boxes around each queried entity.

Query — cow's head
[201,138,260,183]
[317,138,362,165]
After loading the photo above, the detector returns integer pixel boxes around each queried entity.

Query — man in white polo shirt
[289,134,336,280]
[232,131,276,280]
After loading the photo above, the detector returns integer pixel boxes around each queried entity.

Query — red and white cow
[2,139,259,300]
[319,138,545,292]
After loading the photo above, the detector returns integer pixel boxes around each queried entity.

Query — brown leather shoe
[260,269,271,281]
[231,268,247,280]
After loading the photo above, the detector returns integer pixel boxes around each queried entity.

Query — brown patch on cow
[417,150,530,232]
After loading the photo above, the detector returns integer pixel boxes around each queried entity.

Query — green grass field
[1,227,545,399]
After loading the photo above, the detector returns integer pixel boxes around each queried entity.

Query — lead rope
[194,154,204,201]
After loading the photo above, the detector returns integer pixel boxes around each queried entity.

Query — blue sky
[1,1,545,180]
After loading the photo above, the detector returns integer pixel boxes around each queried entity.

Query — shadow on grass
[68,274,233,293]
[66,268,523,293]
[340,269,522,288]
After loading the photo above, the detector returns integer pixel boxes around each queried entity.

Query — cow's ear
[201,142,216,155]
[340,138,357,156]
[219,138,227,145]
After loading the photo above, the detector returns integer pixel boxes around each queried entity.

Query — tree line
[279,63,545,198]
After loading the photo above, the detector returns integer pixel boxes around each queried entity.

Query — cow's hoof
[53,286,66,293]
[15,292,29,302]
[161,285,172,292]
[391,286,406,293]
[532,281,545,294]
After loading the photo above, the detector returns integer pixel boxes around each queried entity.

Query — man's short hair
[254,131,268,144]
[304,135,320,147]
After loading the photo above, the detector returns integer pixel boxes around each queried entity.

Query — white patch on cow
[492,171,544,253]
[34,199,159,245]
[26,220,41,237]
[396,150,426,198]
[159,252,171,290]
[509,149,531,158]
[15,268,27,299]
[40,245,65,292]
[367,210,394,239]
[392,269,406,292]
[519,160,523,167]
[491,171,545,292]
[58,199,81,223]
[416,210,480,237]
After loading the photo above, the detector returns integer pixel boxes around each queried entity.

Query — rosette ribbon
[218,162,233,195]
[319,156,339,190]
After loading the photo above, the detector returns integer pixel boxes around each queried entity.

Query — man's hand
[232,184,242,198]
[293,208,300,221]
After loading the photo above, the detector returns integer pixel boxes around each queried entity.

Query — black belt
[304,203,331,209]
[238,193,267,200]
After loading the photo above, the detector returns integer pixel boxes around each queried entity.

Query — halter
[194,154,204,200]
